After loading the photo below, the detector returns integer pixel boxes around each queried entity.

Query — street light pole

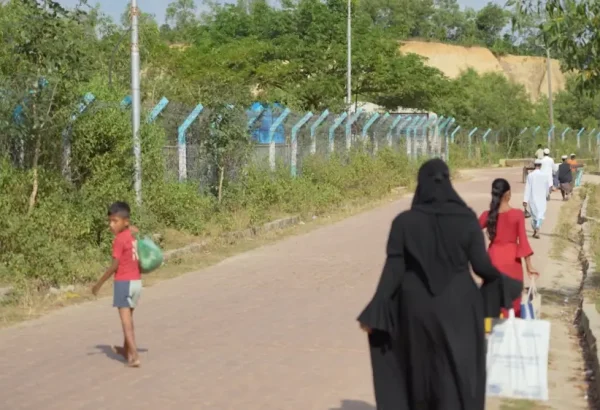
[546,47,555,145]
[131,0,142,205]
[346,0,352,110]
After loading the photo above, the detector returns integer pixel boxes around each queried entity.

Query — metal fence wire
[2,93,597,188]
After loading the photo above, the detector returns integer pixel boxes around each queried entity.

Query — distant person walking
[558,155,573,200]
[358,159,521,410]
[540,148,555,200]
[568,153,584,187]
[567,153,578,171]
[524,159,551,238]
[479,178,538,318]
[535,144,544,160]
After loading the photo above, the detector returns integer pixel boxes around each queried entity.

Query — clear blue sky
[58,0,500,25]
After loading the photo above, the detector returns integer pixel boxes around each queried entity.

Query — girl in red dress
[479,178,538,317]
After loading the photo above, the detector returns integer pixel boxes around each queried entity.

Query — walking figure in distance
[479,178,538,318]
[557,155,573,201]
[540,148,555,200]
[92,201,142,367]
[524,159,551,239]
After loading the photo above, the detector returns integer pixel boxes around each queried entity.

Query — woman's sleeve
[357,216,405,333]
[466,218,522,317]
[516,211,533,258]
[478,211,488,229]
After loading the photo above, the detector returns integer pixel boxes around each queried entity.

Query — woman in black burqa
[357,159,521,410]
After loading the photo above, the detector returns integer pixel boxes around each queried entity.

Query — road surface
[0,167,567,410]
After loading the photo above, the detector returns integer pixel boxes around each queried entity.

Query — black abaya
[358,159,521,410]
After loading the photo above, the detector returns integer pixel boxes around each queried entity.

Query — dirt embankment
[401,40,567,101]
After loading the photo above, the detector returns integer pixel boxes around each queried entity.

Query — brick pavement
[0,167,566,410]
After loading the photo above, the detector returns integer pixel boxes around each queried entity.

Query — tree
[0,0,95,213]
[166,0,197,35]
[511,0,593,87]
[475,3,508,46]
[202,106,253,203]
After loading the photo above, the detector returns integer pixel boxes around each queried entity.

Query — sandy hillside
[401,40,567,100]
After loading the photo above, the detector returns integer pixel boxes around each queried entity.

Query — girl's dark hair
[487,178,511,242]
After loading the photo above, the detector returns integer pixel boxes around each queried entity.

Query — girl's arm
[517,212,537,275]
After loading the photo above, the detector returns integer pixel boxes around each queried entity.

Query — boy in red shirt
[92,201,142,367]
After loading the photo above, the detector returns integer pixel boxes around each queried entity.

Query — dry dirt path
[0,167,587,410]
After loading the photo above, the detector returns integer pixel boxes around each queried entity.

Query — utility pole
[346,0,352,111]
[546,47,555,145]
[131,0,142,205]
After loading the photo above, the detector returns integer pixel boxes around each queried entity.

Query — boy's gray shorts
[113,280,142,308]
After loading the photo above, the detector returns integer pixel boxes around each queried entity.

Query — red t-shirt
[112,229,141,281]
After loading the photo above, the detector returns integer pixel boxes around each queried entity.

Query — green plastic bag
[136,235,163,274]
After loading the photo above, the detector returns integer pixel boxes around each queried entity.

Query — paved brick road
[0,167,564,410]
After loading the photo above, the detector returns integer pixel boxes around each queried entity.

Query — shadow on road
[329,400,375,410]
[88,344,149,363]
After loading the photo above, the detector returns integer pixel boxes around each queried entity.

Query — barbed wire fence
[2,92,598,191]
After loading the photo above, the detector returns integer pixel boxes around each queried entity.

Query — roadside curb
[577,189,600,403]
[163,215,301,261]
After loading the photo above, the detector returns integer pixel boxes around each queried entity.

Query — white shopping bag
[486,309,551,401]
[521,278,541,320]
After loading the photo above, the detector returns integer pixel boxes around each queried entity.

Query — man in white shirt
[524,159,549,238]
[540,148,555,200]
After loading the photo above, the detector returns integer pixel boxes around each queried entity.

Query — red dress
[478,208,533,317]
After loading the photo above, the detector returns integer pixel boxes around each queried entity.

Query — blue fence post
[533,125,541,136]
[547,125,555,148]
[588,128,597,153]
[387,115,404,148]
[310,109,329,154]
[422,117,436,156]
[412,117,427,160]
[439,117,453,161]
[518,127,528,138]
[120,95,132,110]
[362,113,380,139]
[269,108,291,171]
[378,112,391,137]
[450,124,461,144]
[346,108,364,150]
[561,127,570,142]
[576,128,585,149]
[329,112,348,153]
[406,117,419,158]
[433,116,445,157]
[378,112,391,145]
[468,127,478,159]
[147,97,169,123]
[291,112,313,177]
[177,104,204,182]
[247,107,264,128]
[61,92,96,181]
[482,128,492,144]
[395,116,413,149]
[362,113,381,152]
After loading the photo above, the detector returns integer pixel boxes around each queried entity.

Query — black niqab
[408,158,476,295]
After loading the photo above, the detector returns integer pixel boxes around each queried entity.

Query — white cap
[561,155,568,159]
[570,153,576,157]
[534,159,543,165]
[543,148,550,155]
